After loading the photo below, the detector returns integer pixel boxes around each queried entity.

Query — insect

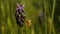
[15,3,26,27]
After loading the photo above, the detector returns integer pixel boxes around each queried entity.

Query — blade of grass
[43,0,47,34]
[49,0,56,34]
[51,0,56,34]
[1,0,5,34]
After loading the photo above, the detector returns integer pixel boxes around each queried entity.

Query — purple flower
[38,12,44,21]
[39,12,44,17]
[40,13,44,17]
[19,6,23,10]
[16,3,24,10]
[15,3,25,27]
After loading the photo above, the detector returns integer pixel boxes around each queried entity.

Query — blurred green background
[0,0,60,34]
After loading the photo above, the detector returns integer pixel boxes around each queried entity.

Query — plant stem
[50,0,56,34]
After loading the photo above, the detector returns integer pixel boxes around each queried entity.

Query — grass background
[0,0,60,34]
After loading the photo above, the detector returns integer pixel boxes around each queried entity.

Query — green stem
[43,0,47,34]
[50,0,56,34]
